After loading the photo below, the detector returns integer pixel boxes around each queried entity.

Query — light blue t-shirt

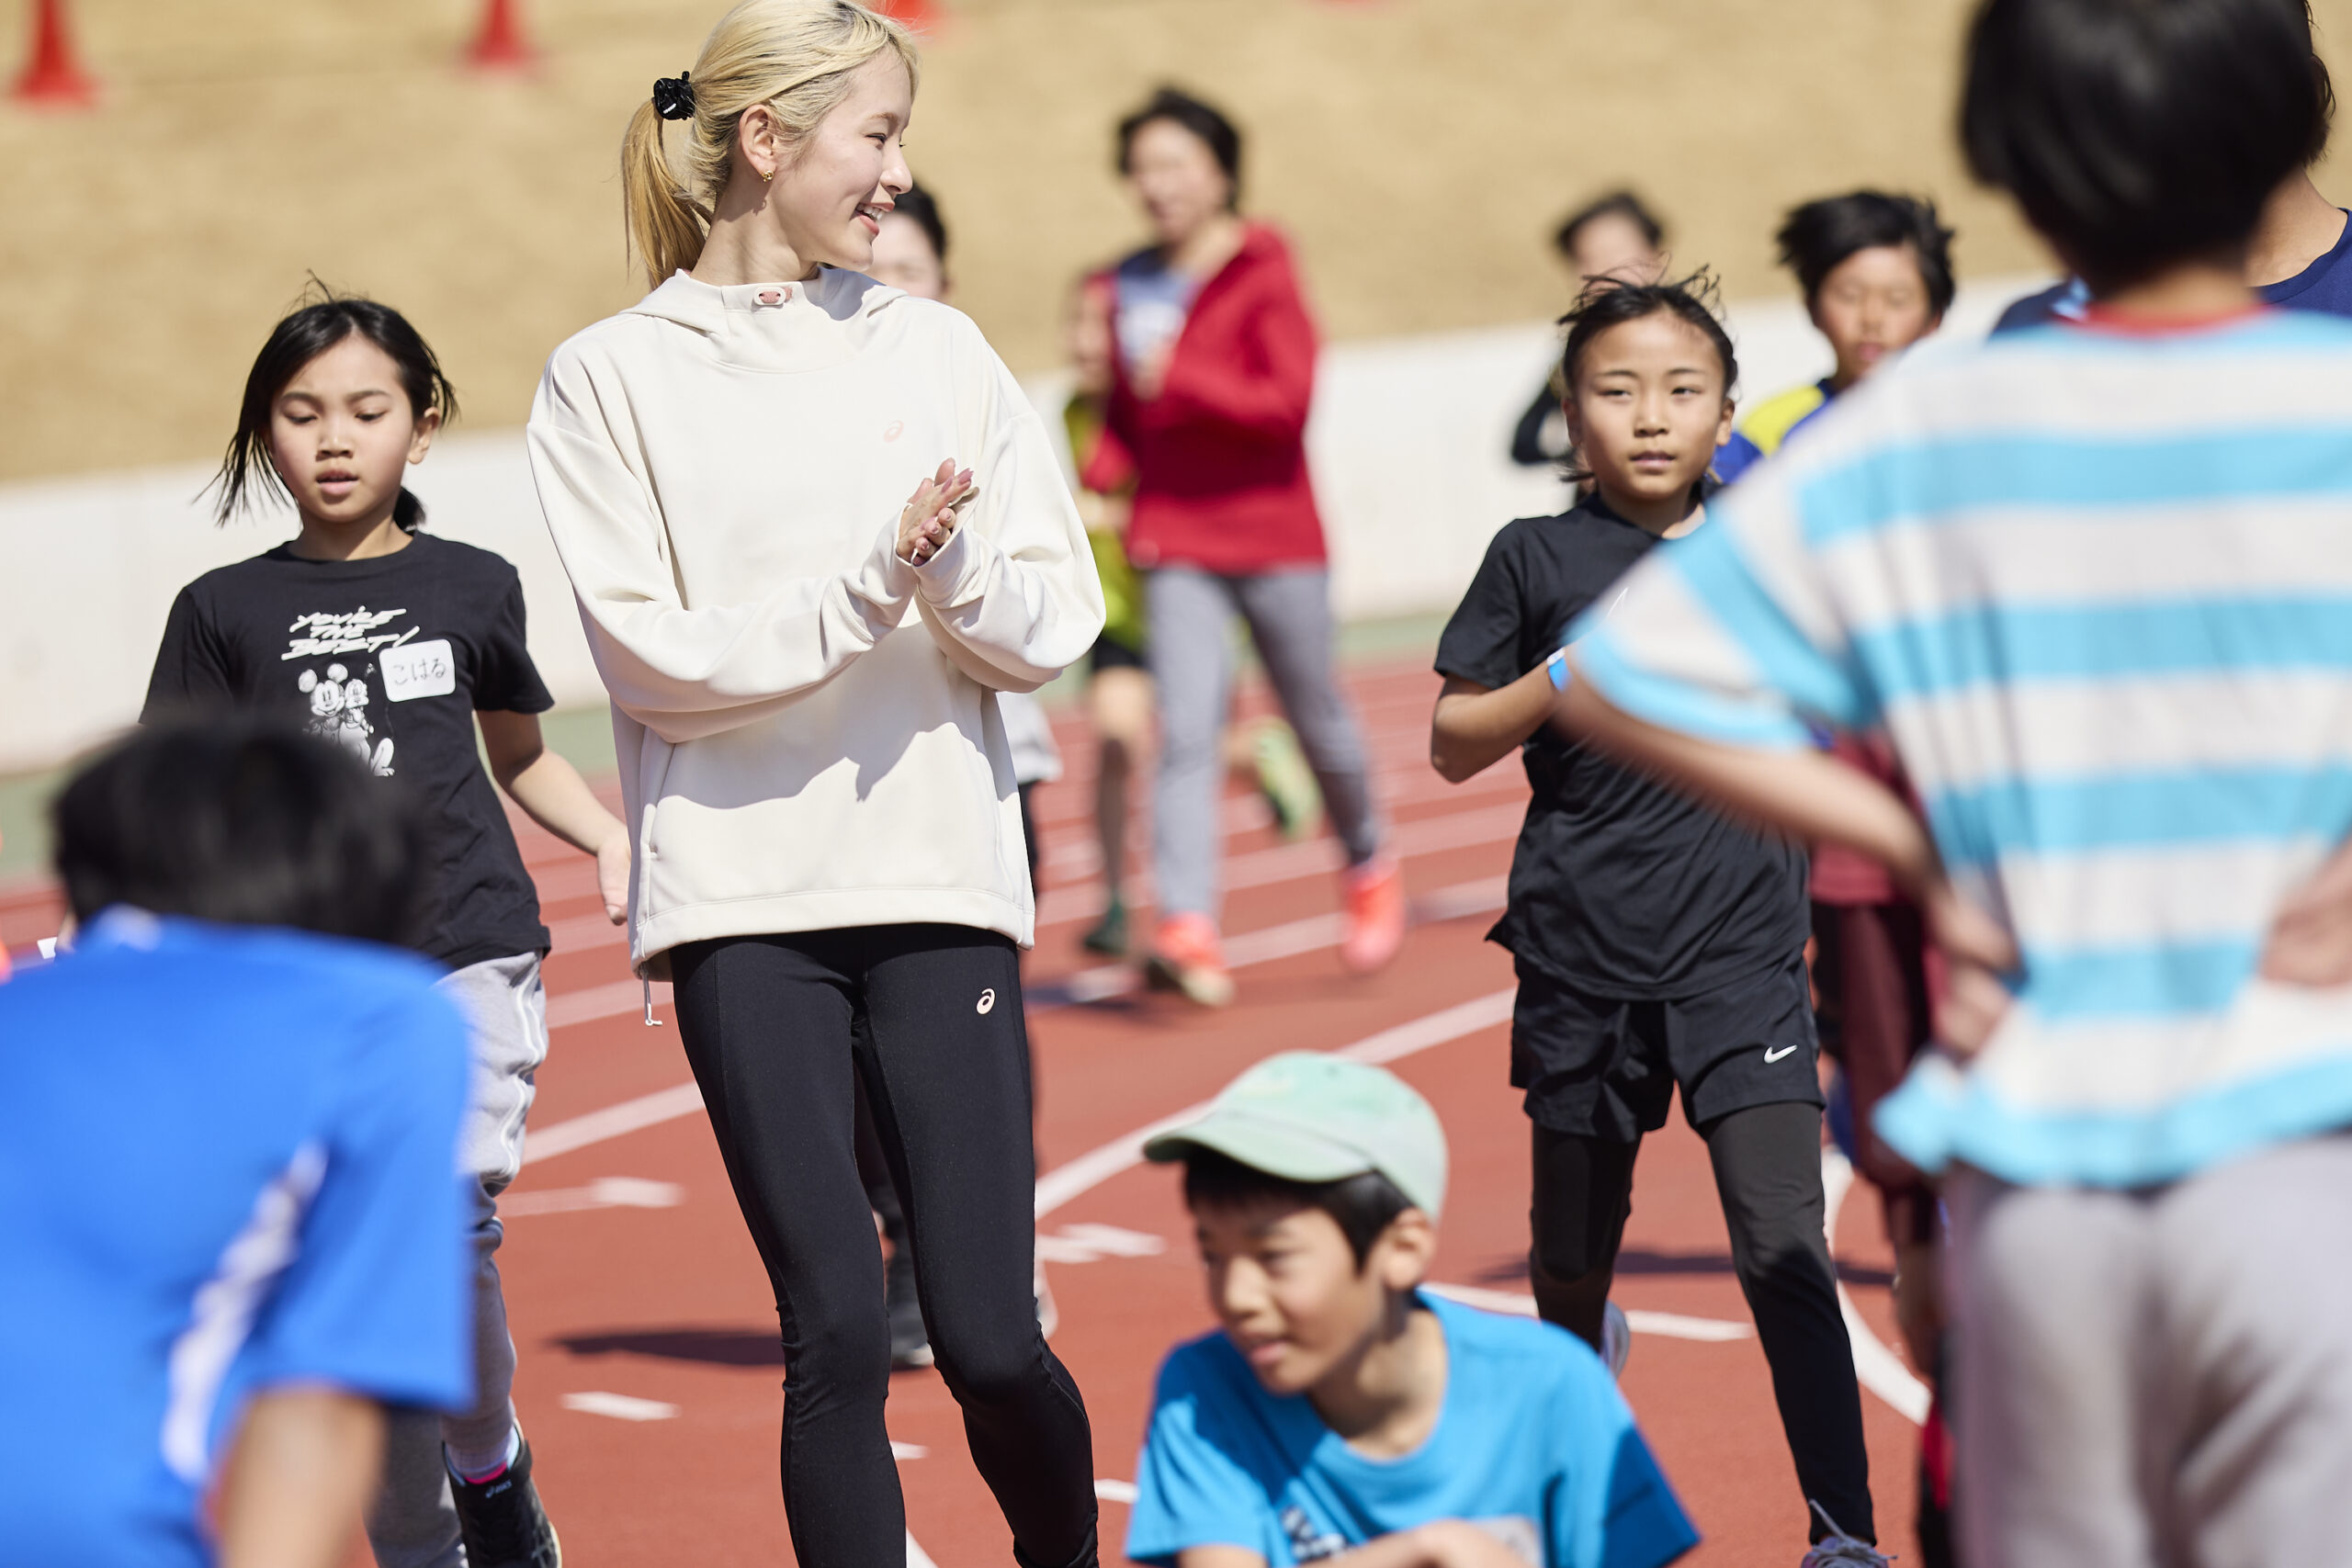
[1570,309,2352,1188]
[0,910,472,1568]
[1126,1292,1697,1568]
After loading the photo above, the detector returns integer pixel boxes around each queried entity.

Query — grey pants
[1946,1134,2352,1568]
[1146,564,1380,919]
[367,951,549,1568]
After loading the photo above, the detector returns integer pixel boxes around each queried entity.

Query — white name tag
[379,638,457,702]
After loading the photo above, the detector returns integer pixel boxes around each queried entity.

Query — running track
[0,653,1933,1566]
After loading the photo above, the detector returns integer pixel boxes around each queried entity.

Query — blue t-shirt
[0,911,472,1568]
[1126,1293,1697,1568]
[1114,251,1200,374]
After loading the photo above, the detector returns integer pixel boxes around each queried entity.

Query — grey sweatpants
[1945,1134,2352,1568]
[1147,564,1380,919]
[367,951,548,1568]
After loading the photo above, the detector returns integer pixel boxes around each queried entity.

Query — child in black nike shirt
[1429,276,1883,1565]
[143,294,625,1568]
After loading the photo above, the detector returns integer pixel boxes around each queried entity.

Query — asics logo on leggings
[977,988,997,1015]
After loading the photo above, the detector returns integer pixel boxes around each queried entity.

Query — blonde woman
[525,4,1103,1562]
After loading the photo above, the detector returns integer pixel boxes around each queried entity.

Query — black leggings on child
[672,923,1098,1568]
[1528,1101,1875,1544]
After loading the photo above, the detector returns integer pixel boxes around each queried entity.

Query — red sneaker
[1144,913,1236,1008]
[1340,856,1406,974]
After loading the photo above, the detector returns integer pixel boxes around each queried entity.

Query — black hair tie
[651,72,695,120]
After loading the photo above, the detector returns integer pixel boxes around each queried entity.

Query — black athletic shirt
[142,533,553,970]
[1434,499,1808,998]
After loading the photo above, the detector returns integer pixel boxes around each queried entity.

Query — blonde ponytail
[619,0,919,288]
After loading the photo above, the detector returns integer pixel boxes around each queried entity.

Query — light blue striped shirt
[1571,310,2352,1188]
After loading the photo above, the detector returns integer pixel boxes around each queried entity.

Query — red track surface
[0,653,1931,1567]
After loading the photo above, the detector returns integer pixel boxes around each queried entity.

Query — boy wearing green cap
[1128,1053,1697,1568]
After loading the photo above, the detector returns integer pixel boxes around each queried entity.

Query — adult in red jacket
[1084,88,1402,1005]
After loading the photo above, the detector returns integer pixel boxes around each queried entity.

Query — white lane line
[1033,989,1515,1219]
[561,1391,678,1422]
[906,1531,940,1568]
[1821,1147,1932,1424]
[1094,1478,1140,1505]
[891,1440,928,1460]
[1422,1281,1752,1342]
[524,1081,703,1162]
[500,1176,684,1216]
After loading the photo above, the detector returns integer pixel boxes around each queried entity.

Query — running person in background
[532,6,1103,1563]
[1066,270,1324,960]
[1430,276,1884,1565]
[0,720,471,1568]
[1558,0,2352,1557]
[1713,192,1954,485]
[1511,190,1670,468]
[143,294,626,1568]
[1090,85,1401,1007]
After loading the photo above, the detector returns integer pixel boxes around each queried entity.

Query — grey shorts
[432,950,548,1195]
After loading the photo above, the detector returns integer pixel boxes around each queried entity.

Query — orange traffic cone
[12,0,96,107]
[466,0,534,71]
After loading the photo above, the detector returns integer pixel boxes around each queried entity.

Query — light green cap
[1142,1053,1448,1220]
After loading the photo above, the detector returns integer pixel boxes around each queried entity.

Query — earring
[760,166,774,184]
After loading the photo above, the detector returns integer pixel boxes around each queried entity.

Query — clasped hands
[898,458,977,567]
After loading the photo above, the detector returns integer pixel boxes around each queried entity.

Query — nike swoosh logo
[1763,1044,1799,1063]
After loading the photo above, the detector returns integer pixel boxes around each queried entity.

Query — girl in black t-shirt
[1429,278,1886,1563]
[142,296,626,1568]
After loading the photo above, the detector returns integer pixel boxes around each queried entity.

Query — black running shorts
[1510,953,1822,1141]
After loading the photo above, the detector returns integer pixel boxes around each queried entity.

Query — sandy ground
[0,0,2266,485]
[6,0,2352,487]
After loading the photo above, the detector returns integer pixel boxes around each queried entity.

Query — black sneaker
[886,1243,933,1370]
[447,1438,560,1568]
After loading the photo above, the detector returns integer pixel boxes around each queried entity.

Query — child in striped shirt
[1557,0,2352,1560]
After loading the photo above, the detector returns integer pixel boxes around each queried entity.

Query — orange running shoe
[1340,856,1406,974]
[1145,912,1236,1008]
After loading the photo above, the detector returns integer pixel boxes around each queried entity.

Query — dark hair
[1962,0,2331,291]
[893,181,949,265]
[1553,190,1667,263]
[209,288,458,532]
[1181,1148,1414,1270]
[1775,191,1957,317]
[1117,86,1242,208]
[52,718,429,947]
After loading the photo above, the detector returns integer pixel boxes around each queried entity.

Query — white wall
[0,276,2044,773]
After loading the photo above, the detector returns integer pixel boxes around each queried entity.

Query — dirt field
[5,0,2352,485]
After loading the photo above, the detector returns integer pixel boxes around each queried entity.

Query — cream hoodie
[527,269,1104,976]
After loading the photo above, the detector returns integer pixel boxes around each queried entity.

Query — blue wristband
[1545,648,1572,692]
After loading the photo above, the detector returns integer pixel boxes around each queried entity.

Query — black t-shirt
[142,533,554,970]
[1434,500,1809,998]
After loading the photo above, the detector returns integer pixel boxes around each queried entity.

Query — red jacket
[1083,223,1326,573]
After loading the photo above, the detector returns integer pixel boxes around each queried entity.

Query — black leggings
[672,924,1098,1568]
[1528,1101,1874,1544]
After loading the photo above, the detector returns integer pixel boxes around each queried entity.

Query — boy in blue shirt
[0,720,471,1568]
[1128,1053,1696,1568]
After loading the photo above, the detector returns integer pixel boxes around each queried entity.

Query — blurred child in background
[0,720,471,1568]
[1430,276,1884,1565]
[1128,1054,1698,1568]
[1560,0,2352,1557]
[1511,190,1671,469]
[1713,192,1953,484]
[145,293,624,1568]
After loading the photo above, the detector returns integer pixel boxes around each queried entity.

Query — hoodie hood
[622,267,908,373]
